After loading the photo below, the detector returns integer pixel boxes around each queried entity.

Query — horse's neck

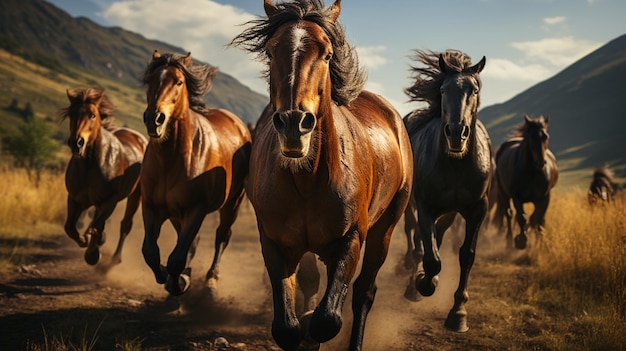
[164,110,208,177]
[89,127,122,179]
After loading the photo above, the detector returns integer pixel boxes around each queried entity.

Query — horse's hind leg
[64,197,88,247]
[402,197,418,270]
[445,199,487,332]
[165,209,206,296]
[111,186,141,265]
[414,204,441,297]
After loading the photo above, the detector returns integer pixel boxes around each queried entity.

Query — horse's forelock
[231,0,364,106]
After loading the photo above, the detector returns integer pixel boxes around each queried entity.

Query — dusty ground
[0,201,537,351]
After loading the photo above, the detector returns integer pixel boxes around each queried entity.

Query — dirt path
[0,202,528,350]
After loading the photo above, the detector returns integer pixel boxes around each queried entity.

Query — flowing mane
[141,52,218,115]
[58,87,115,129]
[593,165,614,182]
[404,50,479,134]
[230,0,365,106]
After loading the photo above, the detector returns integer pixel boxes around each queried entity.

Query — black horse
[588,166,616,205]
[403,49,492,333]
[493,115,558,250]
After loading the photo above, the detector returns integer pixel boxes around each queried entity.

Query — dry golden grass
[0,166,66,272]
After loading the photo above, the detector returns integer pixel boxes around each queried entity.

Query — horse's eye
[176,80,183,87]
[324,52,332,62]
[473,88,479,95]
[90,114,96,120]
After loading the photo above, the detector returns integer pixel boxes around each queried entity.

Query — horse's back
[111,127,148,164]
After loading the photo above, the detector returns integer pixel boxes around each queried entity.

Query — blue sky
[46,0,626,116]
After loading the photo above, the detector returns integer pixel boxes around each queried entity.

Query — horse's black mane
[404,50,479,134]
[141,52,218,115]
[593,166,614,182]
[230,0,365,106]
[58,87,115,129]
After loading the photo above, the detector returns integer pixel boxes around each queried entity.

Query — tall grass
[0,165,66,271]
[534,187,626,348]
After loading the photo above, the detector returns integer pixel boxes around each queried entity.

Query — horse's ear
[468,56,486,75]
[328,0,342,22]
[152,50,160,60]
[264,0,279,18]
[524,114,532,123]
[439,53,452,74]
[544,116,550,125]
[66,89,76,102]
[94,89,105,106]
[183,52,192,67]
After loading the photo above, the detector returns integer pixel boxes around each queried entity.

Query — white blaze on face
[289,26,307,106]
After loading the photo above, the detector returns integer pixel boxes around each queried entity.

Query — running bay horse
[588,166,616,205]
[494,115,558,250]
[140,51,251,296]
[60,88,147,266]
[231,1,413,350]
[403,50,492,332]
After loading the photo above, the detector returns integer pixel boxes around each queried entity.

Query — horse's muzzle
[144,110,167,139]
[272,110,316,158]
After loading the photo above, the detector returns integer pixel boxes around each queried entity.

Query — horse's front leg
[415,205,441,297]
[512,197,528,249]
[445,198,487,332]
[261,231,302,351]
[84,197,118,265]
[141,203,167,285]
[310,229,361,344]
[111,185,141,265]
[530,194,550,250]
[64,197,88,248]
[165,208,206,296]
[205,191,245,293]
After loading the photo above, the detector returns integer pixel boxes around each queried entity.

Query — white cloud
[356,46,388,70]
[510,36,601,67]
[543,16,566,25]
[482,58,552,81]
[101,0,268,95]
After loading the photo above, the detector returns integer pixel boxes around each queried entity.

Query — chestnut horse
[140,51,251,296]
[494,115,558,250]
[403,50,492,332]
[232,1,413,350]
[60,88,147,266]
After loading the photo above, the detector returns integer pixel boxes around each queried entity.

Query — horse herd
[56,1,615,350]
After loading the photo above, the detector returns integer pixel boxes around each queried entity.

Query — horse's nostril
[444,124,451,137]
[272,112,286,132]
[300,112,316,132]
[77,137,85,148]
[461,125,470,139]
[155,112,166,126]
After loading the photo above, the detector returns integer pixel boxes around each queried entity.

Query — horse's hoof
[166,273,191,296]
[514,234,527,250]
[310,308,342,343]
[205,277,219,300]
[84,247,100,266]
[416,272,438,297]
[110,254,122,266]
[298,311,321,351]
[404,282,422,302]
[444,310,469,333]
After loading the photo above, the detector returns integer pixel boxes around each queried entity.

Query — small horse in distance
[140,51,251,296]
[588,166,616,205]
[231,1,413,350]
[402,49,491,333]
[60,87,147,266]
[493,114,558,250]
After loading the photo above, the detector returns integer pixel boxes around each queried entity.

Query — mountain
[0,0,267,134]
[479,34,626,187]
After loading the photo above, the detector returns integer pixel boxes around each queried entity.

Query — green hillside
[0,0,267,153]
[479,34,626,187]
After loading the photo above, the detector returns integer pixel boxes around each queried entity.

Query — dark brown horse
[231,1,413,350]
[588,166,616,205]
[403,50,491,332]
[140,51,251,296]
[60,87,147,266]
[494,114,558,250]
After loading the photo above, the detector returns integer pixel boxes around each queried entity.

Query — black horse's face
[439,55,486,158]
[524,115,550,169]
